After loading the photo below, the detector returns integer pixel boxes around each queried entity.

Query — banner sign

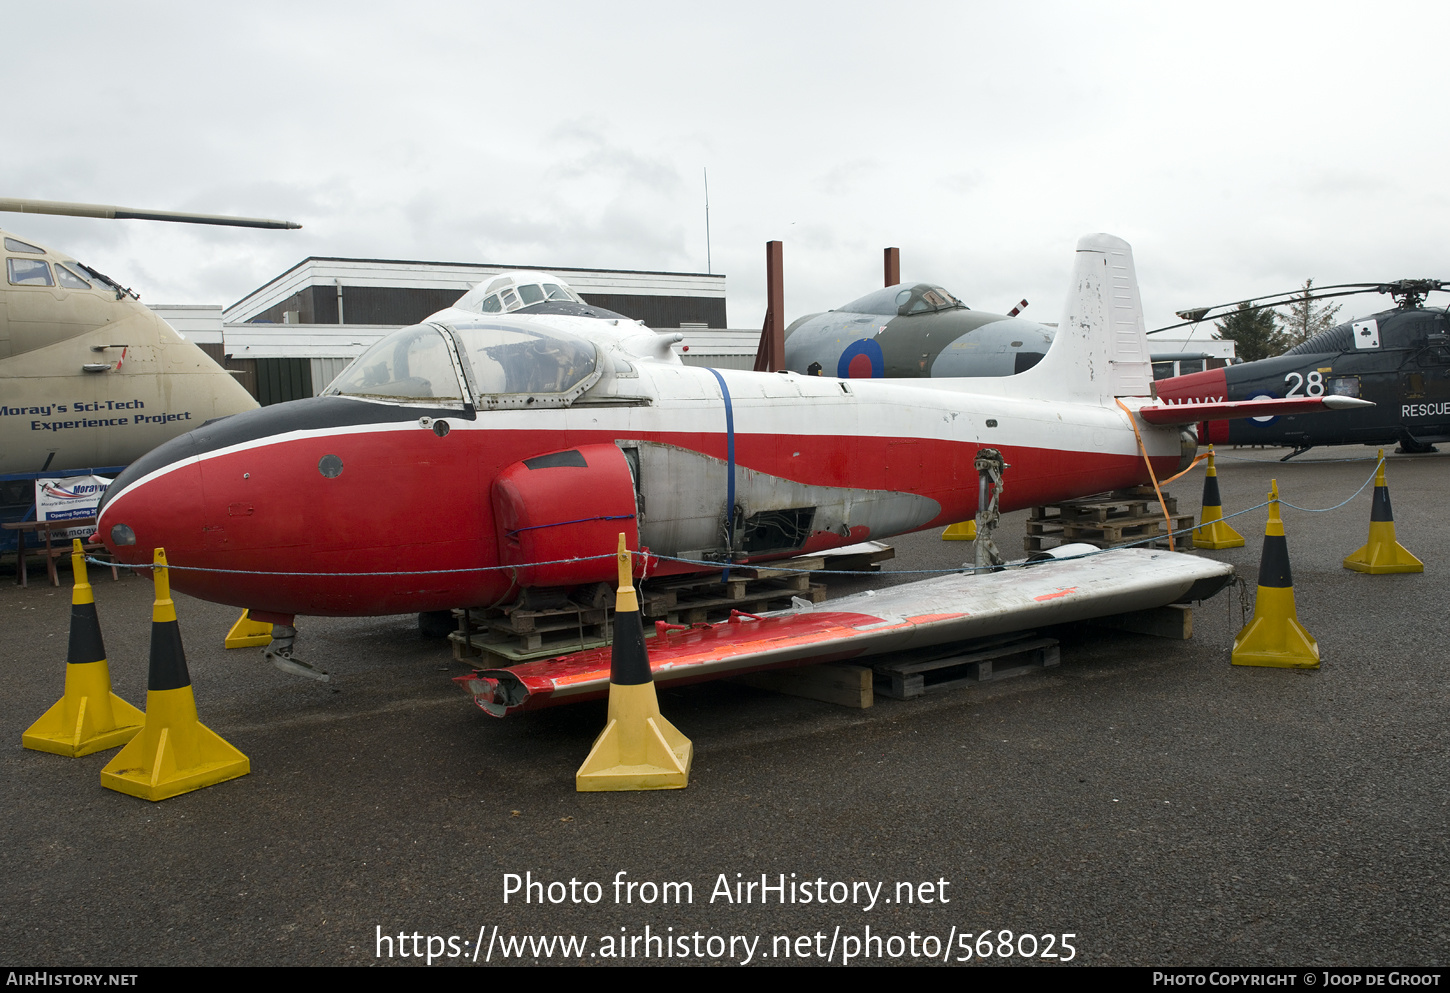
[35,475,112,540]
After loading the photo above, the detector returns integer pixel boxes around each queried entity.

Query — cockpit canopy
[325,318,601,408]
[838,282,966,317]
[452,320,599,401]
[454,271,585,316]
[326,325,465,403]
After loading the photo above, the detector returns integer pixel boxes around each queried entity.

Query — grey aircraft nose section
[784,280,1055,379]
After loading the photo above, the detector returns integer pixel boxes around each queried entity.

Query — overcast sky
[7,1,1447,341]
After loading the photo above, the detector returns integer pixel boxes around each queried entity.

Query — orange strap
[1115,399,1176,552]
[1160,452,1209,486]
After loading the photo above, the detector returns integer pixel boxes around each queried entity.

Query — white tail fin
[1021,233,1153,403]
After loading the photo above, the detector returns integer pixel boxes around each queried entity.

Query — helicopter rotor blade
[1149,281,1448,334]
[0,198,301,230]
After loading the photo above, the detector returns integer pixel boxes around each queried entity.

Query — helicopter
[782,281,1054,378]
[93,234,1369,669]
[1152,279,1450,459]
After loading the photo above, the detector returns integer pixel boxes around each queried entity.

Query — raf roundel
[1246,391,1280,425]
[837,338,885,379]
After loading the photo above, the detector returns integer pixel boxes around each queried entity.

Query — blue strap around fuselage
[705,368,736,581]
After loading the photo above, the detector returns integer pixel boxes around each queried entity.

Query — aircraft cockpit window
[1329,376,1361,397]
[452,323,599,401]
[903,285,964,315]
[456,274,588,318]
[4,237,43,254]
[55,264,91,290]
[7,258,53,286]
[67,262,122,294]
[325,325,464,404]
[842,283,969,317]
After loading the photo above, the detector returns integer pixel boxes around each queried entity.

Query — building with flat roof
[158,256,736,405]
[224,256,727,329]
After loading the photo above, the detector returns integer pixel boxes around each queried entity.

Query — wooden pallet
[1030,490,1179,524]
[871,632,1060,700]
[450,550,836,665]
[1025,514,1196,552]
[656,575,829,625]
[819,541,896,572]
[450,600,614,663]
[450,627,612,665]
[1026,489,1193,552]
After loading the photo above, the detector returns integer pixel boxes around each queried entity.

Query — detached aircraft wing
[1135,395,1373,426]
[457,548,1234,717]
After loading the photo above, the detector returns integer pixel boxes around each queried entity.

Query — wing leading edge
[1136,395,1374,426]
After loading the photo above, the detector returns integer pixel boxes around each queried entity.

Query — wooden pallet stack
[450,551,841,666]
[649,558,829,626]
[871,632,1061,700]
[1025,487,1195,553]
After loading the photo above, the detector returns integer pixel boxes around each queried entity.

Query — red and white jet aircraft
[95,234,1366,658]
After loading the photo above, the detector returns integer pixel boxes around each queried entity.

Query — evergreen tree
[1278,278,1342,347]
[1213,302,1287,362]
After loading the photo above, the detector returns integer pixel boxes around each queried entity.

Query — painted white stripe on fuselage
[105,360,1174,512]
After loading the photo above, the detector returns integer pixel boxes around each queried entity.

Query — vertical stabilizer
[1027,233,1153,403]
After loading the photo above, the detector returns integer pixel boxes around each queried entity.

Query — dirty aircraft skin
[0,199,298,476]
[783,282,1054,378]
[96,235,1368,647]
[1155,281,1449,458]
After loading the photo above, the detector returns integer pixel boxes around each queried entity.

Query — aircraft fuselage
[96,357,1178,617]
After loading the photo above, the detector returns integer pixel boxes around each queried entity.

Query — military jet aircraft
[0,198,299,478]
[783,282,1054,378]
[94,234,1368,667]
[1154,280,1449,458]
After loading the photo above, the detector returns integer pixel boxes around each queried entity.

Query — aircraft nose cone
[97,446,207,569]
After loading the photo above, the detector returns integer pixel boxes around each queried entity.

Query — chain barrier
[1214,451,1382,464]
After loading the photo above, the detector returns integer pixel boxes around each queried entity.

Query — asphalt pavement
[2,446,1446,967]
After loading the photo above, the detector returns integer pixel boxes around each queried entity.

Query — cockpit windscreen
[327,325,465,402]
[452,323,598,397]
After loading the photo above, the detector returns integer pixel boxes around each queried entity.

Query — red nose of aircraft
[98,441,225,601]
[95,395,501,616]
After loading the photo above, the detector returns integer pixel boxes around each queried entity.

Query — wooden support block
[1089,603,1193,640]
[735,664,873,709]
[872,634,1060,700]
[732,556,826,580]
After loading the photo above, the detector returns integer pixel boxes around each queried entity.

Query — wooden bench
[2,517,118,588]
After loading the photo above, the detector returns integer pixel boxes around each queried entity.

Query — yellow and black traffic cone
[1193,446,1244,549]
[224,609,273,649]
[576,534,692,791]
[1343,450,1423,574]
[101,548,249,801]
[23,539,145,756]
[1232,480,1320,669]
[941,521,977,541]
